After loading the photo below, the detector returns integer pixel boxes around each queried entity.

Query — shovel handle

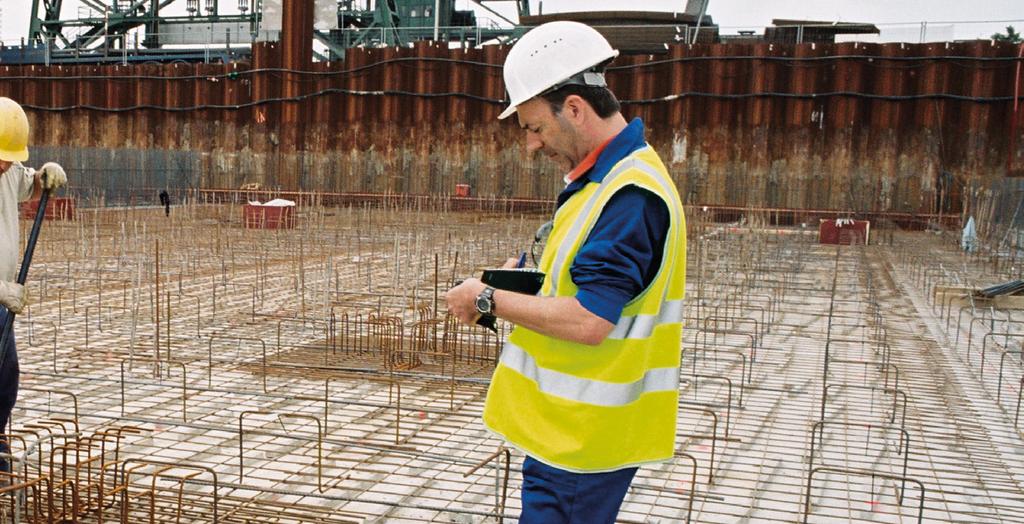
[0,173,52,369]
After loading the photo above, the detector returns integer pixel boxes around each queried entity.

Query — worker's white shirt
[0,162,35,282]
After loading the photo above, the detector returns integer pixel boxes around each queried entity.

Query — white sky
[1,0,1022,44]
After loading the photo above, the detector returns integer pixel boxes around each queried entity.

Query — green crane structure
[22,0,529,63]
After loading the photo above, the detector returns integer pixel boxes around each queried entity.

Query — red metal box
[243,204,296,229]
[819,219,870,245]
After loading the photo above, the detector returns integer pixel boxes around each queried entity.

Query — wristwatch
[475,286,496,315]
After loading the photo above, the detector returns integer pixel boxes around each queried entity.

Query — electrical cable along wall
[0,39,1021,213]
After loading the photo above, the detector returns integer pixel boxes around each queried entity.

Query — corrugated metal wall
[2,40,1021,212]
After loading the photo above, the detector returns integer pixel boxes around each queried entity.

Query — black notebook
[476,269,546,332]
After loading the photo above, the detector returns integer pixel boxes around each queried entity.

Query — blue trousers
[519,456,637,524]
[0,308,18,437]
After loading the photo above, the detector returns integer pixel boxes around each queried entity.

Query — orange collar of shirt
[564,136,615,184]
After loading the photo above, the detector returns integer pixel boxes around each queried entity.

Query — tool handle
[0,174,52,369]
[16,176,50,285]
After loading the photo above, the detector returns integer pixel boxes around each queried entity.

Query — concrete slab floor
[1,205,1022,522]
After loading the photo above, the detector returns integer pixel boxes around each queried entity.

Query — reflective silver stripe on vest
[546,150,677,299]
[545,155,645,297]
[499,342,680,407]
[607,299,684,340]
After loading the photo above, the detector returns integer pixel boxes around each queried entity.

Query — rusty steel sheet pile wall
[1,40,1021,213]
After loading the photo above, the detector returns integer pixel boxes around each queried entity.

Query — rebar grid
[0,203,1020,523]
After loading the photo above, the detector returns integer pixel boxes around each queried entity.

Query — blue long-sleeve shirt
[556,118,670,325]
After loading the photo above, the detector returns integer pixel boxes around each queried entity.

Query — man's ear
[562,94,587,123]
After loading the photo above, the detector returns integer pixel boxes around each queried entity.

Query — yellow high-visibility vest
[483,145,687,473]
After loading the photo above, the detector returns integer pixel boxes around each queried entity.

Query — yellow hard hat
[0,97,29,162]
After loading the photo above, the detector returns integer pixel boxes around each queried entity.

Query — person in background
[159,189,171,217]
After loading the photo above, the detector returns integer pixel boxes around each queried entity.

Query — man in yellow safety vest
[446,21,687,524]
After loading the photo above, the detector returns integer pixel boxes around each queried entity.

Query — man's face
[516,98,583,171]
[0,160,10,175]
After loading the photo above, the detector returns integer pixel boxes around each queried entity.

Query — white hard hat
[0,97,29,162]
[499,21,619,120]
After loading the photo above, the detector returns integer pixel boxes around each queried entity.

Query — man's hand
[38,162,67,190]
[445,278,486,325]
[0,281,27,315]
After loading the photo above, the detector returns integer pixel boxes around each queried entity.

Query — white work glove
[37,162,67,190]
[0,281,27,315]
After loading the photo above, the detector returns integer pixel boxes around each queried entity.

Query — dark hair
[540,84,621,119]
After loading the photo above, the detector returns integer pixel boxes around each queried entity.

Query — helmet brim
[0,147,28,162]
[498,104,517,120]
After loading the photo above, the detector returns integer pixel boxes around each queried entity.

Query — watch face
[476,296,492,314]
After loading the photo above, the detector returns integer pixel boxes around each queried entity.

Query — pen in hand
[516,251,527,269]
